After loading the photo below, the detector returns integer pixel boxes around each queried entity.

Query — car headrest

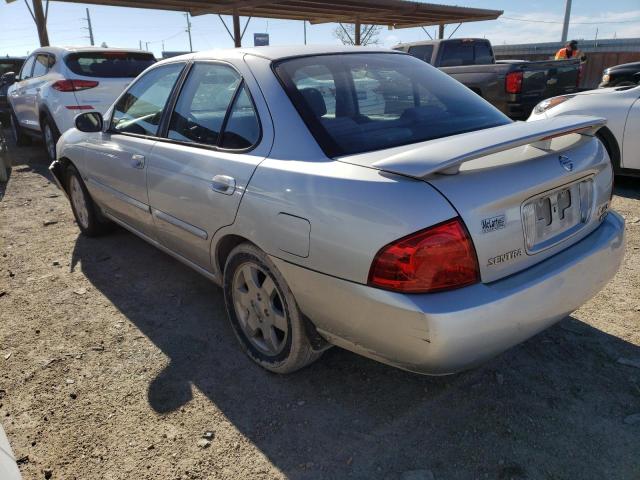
[299,88,327,117]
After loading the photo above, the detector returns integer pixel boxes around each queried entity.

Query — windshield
[65,51,156,78]
[274,53,510,157]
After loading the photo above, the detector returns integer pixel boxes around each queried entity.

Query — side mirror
[75,111,103,133]
[0,72,16,86]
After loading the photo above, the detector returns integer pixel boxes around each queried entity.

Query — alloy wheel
[232,262,289,356]
[69,175,89,229]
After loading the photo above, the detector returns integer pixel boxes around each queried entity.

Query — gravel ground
[1,135,639,480]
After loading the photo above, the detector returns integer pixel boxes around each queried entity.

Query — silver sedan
[51,46,625,375]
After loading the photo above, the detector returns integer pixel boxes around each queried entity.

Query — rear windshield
[274,53,509,157]
[64,52,156,78]
[439,40,494,67]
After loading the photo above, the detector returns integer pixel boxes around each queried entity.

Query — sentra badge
[487,248,523,266]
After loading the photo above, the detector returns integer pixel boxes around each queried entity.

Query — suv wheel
[223,243,323,374]
[10,110,31,146]
[42,116,59,161]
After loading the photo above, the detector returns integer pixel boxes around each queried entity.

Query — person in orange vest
[555,40,586,62]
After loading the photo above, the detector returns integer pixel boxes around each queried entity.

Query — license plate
[522,179,593,253]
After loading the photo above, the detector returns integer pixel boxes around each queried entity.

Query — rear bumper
[273,211,625,374]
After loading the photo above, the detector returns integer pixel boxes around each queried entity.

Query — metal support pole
[438,24,445,39]
[561,0,572,43]
[32,0,50,47]
[233,10,241,47]
[354,18,361,45]
[303,20,307,45]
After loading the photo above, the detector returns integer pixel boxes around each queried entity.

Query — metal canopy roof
[52,0,502,29]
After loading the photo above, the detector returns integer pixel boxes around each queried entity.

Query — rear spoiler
[372,115,606,178]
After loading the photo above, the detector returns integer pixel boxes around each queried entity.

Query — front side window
[32,54,52,77]
[0,60,23,77]
[168,63,240,146]
[19,56,35,80]
[275,53,510,157]
[111,63,184,136]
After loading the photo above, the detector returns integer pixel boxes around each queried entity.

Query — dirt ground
[1,133,639,480]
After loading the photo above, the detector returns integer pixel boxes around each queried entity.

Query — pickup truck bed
[394,39,581,119]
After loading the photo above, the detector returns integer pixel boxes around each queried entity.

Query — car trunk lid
[338,116,613,283]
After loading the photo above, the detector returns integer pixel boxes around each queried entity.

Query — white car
[529,85,640,176]
[0,424,21,480]
[6,46,155,160]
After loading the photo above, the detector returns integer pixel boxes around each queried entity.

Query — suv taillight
[52,79,99,92]
[368,218,479,293]
[505,71,523,94]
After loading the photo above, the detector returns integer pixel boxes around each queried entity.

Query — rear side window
[220,85,260,149]
[168,63,240,146]
[275,53,509,157]
[32,54,53,78]
[408,45,434,64]
[167,62,260,150]
[111,63,183,136]
[65,52,156,78]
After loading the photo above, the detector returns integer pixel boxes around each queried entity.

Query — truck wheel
[223,243,323,374]
[65,165,111,237]
[10,110,31,146]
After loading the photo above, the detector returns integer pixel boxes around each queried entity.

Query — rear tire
[65,165,111,237]
[223,243,323,374]
[10,110,31,146]
[42,116,59,162]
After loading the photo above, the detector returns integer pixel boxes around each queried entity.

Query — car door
[82,62,185,238]
[147,61,268,270]
[22,53,52,130]
[622,93,640,171]
[10,55,35,127]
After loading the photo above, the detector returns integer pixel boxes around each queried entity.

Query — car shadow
[70,229,640,479]
[614,176,640,200]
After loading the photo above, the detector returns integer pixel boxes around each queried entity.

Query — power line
[501,15,640,25]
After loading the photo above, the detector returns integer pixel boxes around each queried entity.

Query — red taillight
[505,71,523,94]
[52,79,99,92]
[368,218,480,294]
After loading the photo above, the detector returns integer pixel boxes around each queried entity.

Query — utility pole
[84,8,94,46]
[185,12,193,52]
[303,20,307,45]
[145,41,149,51]
[561,0,572,43]
[139,40,143,50]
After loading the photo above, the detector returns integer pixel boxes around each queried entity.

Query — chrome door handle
[210,175,236,195]
[131,154,145,169]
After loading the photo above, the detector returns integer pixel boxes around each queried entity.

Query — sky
[1,0,639,58]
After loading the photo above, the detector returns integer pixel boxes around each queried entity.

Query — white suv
[7,46,155,160]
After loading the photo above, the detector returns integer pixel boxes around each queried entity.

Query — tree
[333,23,382,46]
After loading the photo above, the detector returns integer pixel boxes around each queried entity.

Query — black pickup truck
[394,39,581,119]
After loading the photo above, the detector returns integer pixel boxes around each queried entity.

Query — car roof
[157,44,399,65]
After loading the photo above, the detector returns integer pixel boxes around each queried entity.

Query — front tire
[10,110,31,146]
[65,165,110,237]
[223,243,323,374]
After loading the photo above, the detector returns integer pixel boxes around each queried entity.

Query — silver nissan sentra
[50,46,625,375]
